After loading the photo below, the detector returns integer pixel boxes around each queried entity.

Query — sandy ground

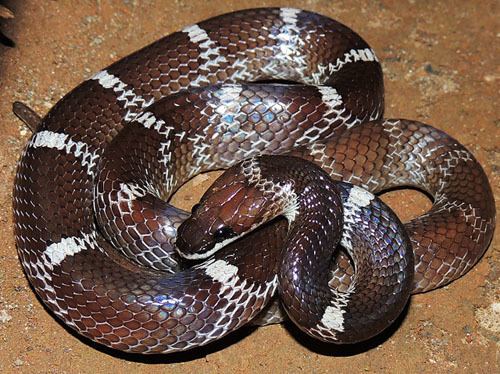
[0,0,498,373]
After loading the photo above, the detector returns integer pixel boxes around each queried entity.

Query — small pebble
[483,74,497,82]
[0,309,12,323]
[91,36,104,46]
[424,64,440,75]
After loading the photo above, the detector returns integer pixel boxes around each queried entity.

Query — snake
[12,8,495,354]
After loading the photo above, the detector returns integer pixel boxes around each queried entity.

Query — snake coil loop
[13,8,494,354]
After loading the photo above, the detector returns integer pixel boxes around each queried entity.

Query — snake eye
[213,226,236,242]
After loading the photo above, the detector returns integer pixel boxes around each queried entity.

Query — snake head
[176,157,286,260]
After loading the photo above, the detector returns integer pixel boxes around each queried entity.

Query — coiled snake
[13,8,495,354]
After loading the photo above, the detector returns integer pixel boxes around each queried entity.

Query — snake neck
[240,157,300,224]
[241,155,345,277]
[241,156,356,333]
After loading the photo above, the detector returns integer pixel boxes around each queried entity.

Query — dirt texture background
[0,1,498,373]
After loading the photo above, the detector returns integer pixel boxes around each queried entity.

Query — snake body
[13,8,495,353]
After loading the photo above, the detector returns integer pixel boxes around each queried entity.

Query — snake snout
[175,219,216,260]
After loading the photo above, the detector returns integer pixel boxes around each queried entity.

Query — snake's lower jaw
[176,230,243,260]
[177,244,215,261]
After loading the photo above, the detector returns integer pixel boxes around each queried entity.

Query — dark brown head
[176,157,296,260]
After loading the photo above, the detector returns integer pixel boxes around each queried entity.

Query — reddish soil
[0,1,498,373]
